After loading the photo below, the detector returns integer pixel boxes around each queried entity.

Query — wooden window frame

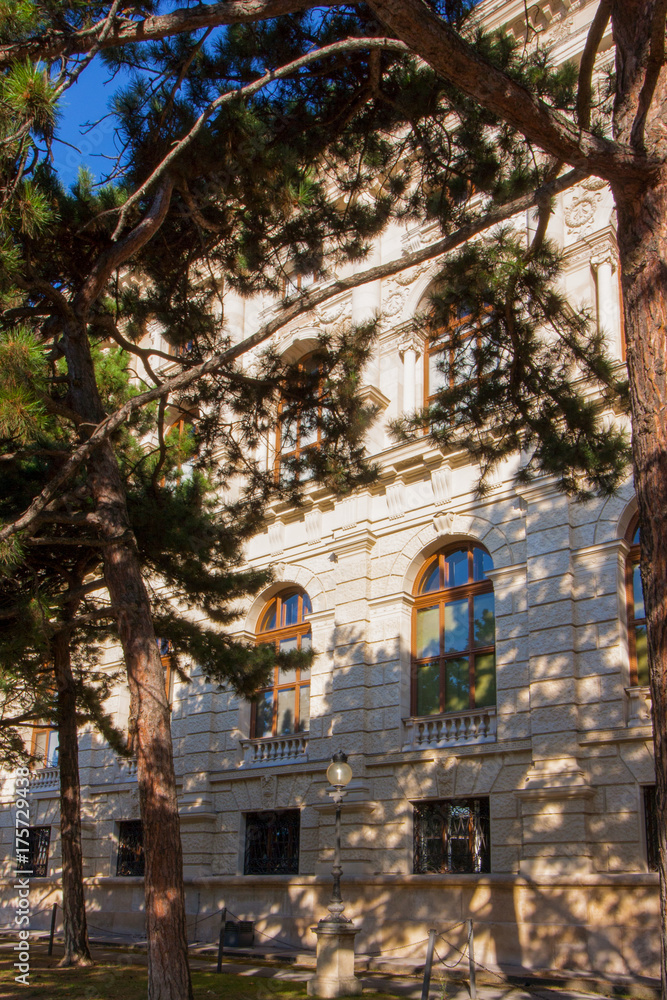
[30,725,58,768]
[411,544,495,716]
[626,516,648,687]
[252,590,312,738]
[116,819,145,877]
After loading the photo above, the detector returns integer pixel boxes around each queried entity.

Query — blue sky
[52,59,128,187]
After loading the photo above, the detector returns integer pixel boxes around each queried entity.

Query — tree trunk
[62,317,192,1000]
[52,628,93,967]
[610,7,667,996]
[615,173,667,999]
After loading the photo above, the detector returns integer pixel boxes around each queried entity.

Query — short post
[467,919,476,1000]
[47,902,57,956]
[421,929,437,1000]
[216,907,226,973]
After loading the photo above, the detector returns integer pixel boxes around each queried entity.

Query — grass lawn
[0,951,399,1000]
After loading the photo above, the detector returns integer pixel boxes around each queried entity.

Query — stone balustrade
[30,766,59,791]
[115,756,138,779]
[403,708,497,750]
[240,733,308,765]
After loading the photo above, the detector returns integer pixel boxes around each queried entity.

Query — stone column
[399,333,422,415]
[592,253,620,357]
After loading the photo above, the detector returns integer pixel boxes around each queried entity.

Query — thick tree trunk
[611,7,667,997]
[615,174,667,999]
[52,629,93,967]
[63,317,192,1000]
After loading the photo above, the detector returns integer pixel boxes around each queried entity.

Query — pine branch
[0,0,340,66]
[109,36,410,240]
[576,0,611,131]
[0,167,584,544]
[366,0,653,183]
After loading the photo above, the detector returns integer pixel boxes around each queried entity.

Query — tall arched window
[412,544,496,716]
[276,358,322,481]
[626,519,648,686]
[424,306,491,407]
[253,590,312,737]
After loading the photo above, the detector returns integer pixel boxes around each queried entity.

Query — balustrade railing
[30,766,59,791]
[403,708,497,750]
[240,733,308,765]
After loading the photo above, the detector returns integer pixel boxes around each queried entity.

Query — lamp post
[308,751,361,998]
[323,751,353,923]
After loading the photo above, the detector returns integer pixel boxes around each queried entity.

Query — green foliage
[394,228,630,500]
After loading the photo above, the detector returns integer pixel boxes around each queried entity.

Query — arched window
[412,544,496,716]
[425,305,490,406]
[626,519,648,686]
[253,590,312,737]
[276,357,322,481]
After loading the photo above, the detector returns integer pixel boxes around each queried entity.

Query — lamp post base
[307,921,362,998]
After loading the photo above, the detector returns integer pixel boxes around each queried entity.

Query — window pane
[259,600,277,632]
[34,730,47,764]
[280,635,298,654]
[419,557,440,594]
[255,691,274,738]
[429,350,448,395]
[277,688,296,734]
[636,625,649,686]
[302,594,312,617]
[298,685,310,732]
[47,730,59,767]
[633,563,645,620]
[473,593,495,647]
[475,653,496,708]
[299,415,318,449]
[446,549,468,588]
[416,606,440,658]
[444,599,468,652]
[416,661,440,716]
[446,657,470,712]
[452,336,476,386]
[300,631,312,652]
[473,547,493,582]
[282,594,299,627]
[633,526,640,545]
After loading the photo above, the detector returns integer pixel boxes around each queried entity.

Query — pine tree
[3,2,667,997]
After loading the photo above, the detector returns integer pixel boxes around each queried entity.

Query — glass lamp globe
[327,754,353,788]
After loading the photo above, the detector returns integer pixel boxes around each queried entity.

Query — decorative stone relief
[305,509,323,544]
[431,465,452,506]
[433,510,461,536]
[268,521,285,555]
[386,482,406,520]
[337,496,357,530]
[261,774,277,808]
[564,186,603,237]
[398,332,423,360]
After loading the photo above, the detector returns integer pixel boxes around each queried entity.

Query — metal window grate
[18,827,51,877]
[116,820,145,877]
[644,786,659,873]
[413,798,490,874]
[244,810,300,875]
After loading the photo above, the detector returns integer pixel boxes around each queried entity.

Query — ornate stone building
[0,0,660,981]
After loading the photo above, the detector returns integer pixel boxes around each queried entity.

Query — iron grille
[116,820,145,877]
[413,798,490,874]
[644,785,659,872]
[18,827,51,877]
[244,810,300,875]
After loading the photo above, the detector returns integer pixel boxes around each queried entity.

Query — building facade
[0,0,660,981]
